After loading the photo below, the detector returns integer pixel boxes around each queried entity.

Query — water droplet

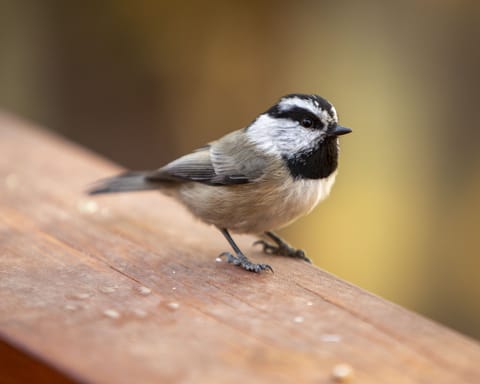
[293,316,304,323]
[77,199,99,214]
[172,287,177,291]
[167,302,180,310]
[172,270,176,274]
[103,309,121,319]
[100,286,117,293]
[137,286,151,296]
[331,363,353,382]
[321,334,342,343]
[215,257,222,263]
[306,301,313,306]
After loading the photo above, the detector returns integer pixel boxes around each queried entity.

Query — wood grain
[0,112,479,383]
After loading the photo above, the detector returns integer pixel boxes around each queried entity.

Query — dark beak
[332,125,352,136]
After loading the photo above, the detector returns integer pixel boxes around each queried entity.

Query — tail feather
[88,171,160,195]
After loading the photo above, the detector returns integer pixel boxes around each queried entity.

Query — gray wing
[146,130,269,186]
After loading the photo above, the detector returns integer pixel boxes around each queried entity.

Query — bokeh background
[1,1,479,339]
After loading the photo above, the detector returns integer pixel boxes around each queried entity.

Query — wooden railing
[1,112,479,383]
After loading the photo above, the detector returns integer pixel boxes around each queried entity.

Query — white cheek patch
[246,115,324,156]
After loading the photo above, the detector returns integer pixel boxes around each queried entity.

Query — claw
[293,250,312,264]
[219,251,273,273]
[263,264,274,273]
[254,237,311,263]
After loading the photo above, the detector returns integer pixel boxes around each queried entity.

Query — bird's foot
[219,252,273,273]
[253,237,312,264]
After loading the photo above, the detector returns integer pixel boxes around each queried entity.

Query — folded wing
[147,130,268,186]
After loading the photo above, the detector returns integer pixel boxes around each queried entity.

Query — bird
[88,93,351,273]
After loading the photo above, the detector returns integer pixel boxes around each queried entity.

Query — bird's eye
[301,118,313,128]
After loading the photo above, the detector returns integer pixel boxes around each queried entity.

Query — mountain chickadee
[89,94,351,273]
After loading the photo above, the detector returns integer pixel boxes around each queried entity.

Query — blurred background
[1,0,479,339]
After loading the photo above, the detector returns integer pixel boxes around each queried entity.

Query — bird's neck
[284,138,339,180]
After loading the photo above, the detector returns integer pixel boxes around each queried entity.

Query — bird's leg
[254,231,311,264]
[219,228,273,273]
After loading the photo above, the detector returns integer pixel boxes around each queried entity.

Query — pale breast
[177,171,337,234]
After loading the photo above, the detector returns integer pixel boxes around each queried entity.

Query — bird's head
[246,94,351,157]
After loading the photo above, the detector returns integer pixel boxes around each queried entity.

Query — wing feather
[146,130,269,186]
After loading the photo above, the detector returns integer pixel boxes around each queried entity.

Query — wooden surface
[1,112,480,384]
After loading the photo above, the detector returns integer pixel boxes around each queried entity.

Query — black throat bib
[284,138,338,180]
